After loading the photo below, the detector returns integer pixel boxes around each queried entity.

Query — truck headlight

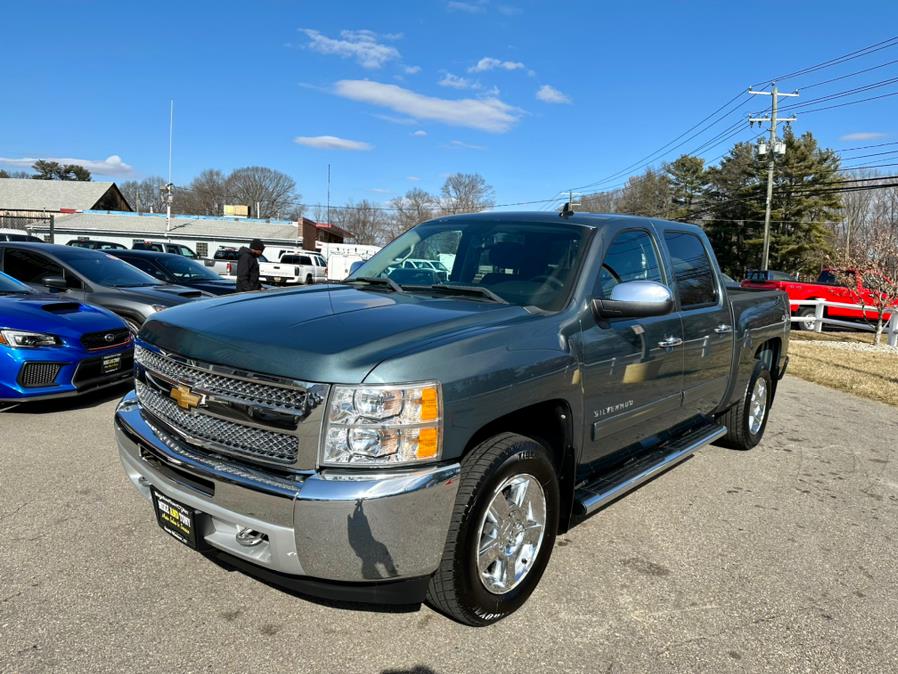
[322,382,442,466]
[0,329,60,348]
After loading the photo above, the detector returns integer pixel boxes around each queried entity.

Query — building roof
[32,210,305,243]
[0,179,128,212]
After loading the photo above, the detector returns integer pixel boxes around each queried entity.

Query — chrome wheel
[748,377,768,435]
[477,474,546,595]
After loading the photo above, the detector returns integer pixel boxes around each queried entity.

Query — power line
[778,76,898,112]
[799,89,898,115]
[835,140,898,153]
[752,35,898,87]
[798,57,898,90]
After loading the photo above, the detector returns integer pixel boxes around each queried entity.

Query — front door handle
[658,336,683,349]
[713,324,733,334]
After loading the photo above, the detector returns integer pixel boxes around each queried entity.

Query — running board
[574,422,727,517]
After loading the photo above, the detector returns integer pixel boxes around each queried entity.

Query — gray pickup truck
[114,212,789,626]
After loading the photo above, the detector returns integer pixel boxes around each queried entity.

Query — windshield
[66,252,162,287]
[158,256,221,281]
[349,219,590,311]
[0,271,32,294]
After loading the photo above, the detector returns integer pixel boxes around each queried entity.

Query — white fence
[790,299,898,346]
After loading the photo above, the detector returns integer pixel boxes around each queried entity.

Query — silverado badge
[170,385,203,411]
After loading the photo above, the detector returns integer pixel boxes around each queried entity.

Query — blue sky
[1,1,897,213]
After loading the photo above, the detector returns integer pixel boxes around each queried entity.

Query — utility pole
[164,99,175,237]
[749,83,798,270]
[326,163,331,225]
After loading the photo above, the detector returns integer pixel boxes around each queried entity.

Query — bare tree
[388,188,439,240]
[225,166,299,219]
[440,173,495,214]
[180,169,227,215]
[839,225,898,345]
[334,200,390,245]
[120,176,166,213]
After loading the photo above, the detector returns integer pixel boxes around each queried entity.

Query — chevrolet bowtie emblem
[170,385,203,410]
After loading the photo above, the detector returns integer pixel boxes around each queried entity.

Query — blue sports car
[0,271,134,402]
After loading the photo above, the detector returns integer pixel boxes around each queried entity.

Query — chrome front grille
[136,381,299,464]
[133,344,328,469]
[135,346,306,410]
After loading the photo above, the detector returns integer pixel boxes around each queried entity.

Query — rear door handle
[658,336,683,349]
[713,324,733,334]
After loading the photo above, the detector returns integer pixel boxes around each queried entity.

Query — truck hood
[139,284,531,383]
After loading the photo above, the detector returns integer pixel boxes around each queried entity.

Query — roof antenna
[560,190,580,218]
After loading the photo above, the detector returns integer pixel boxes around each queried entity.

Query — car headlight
[0,329,60,348]
[322,382,442,466]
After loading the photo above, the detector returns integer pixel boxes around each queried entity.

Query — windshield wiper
[346,276,404,292]
[426,283,509,304]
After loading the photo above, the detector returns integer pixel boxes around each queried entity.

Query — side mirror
[592,280,674,320]
[42,275,68,291]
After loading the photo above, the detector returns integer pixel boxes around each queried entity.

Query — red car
[741,268,895,330]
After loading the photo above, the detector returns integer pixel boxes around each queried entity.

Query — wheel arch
[461,399,578,533]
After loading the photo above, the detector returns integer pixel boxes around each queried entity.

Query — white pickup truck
[211,247,326,285]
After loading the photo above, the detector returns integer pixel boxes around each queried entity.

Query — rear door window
[299,255,312,265]
[663,231,718,309]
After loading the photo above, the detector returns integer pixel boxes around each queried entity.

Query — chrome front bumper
[115,390,460,583]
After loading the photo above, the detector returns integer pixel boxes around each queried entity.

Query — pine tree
[703,129,839,276]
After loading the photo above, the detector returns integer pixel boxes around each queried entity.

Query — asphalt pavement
[1,376,897,673]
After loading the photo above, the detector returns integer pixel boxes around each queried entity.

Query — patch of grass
[788,338,898,407]
[790,329,875,344]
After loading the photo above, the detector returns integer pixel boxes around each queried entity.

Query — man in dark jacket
[236,239,265,292]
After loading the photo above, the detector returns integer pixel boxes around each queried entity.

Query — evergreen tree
[703,129,840,276]
[664,155,707,221]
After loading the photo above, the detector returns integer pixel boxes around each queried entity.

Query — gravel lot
[1,375,897,673]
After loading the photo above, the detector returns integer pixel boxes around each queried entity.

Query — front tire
[426,433,559,626]
[718,361,773,450]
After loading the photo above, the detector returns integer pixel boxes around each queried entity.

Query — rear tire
[718,361,773,451]
[305,274,313,285]
[795,306,818,331]
[426,433,559,626]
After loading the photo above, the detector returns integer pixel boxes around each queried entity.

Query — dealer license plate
[151,488,205,549]
[101,353,122,374]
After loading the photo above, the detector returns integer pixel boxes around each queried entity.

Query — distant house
[0,179,132,224]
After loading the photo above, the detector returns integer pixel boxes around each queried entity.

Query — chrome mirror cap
[592,280,674,320]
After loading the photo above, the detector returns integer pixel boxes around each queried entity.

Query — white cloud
[469,57,525,73]
[407,176,421,181]
[373,113,418,126]
[839,132,887,142]
[404,65,422,75]
[369,187,391,193]
[447,1,486,13]
[439,73,475,90]
[446,140,486,150]
[412,130,428,137]
[536,84,571,104]
[294,135,373,151]
[0,154,133,176]
[497,4,522,15]
[300,28,400,69]
[334,79,522,133]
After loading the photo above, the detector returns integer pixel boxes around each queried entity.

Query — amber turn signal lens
[420,387,439,422]
[416,427,439,459]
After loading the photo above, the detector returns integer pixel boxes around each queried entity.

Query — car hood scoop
[41,301,82,314]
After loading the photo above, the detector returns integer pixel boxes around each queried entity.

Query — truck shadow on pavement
[0,383,132,414]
